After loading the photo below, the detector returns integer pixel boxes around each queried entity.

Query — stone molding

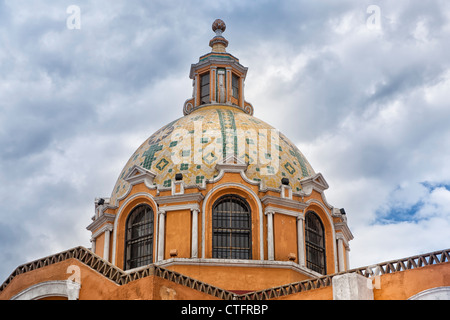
[11,280,81,300]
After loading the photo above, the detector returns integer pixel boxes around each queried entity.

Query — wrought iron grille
[212,195,252,259]
[125,204,154,270]
[305,211,326,274]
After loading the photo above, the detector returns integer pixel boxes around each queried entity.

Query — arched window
[305,211,326,274]
[124,204,154,270]
[212,195,252,259]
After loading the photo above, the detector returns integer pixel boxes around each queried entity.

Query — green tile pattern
[110,106,315,204]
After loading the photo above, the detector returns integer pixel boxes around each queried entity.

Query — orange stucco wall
[273,214,298,262]
[165,209,192,259]
[275,286,333,300]
[164,264,312,292]
[373,262,450,300]
[1,254,448,300]
[0,259,220,300]
[0,259,119,300]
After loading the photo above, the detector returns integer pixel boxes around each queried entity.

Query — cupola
[183,19,254,116]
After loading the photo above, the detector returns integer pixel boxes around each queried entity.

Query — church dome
[109,19,315,205]
[84,19,353,282]
[110,105,315,205]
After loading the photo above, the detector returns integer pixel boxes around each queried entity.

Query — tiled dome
[111,105,315,204]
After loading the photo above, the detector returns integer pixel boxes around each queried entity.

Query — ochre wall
[0,259,120,300]
[0,259,220,300]
[373,262,450,300]
[165,209,192,259]
[1,255,448,300]
[273,214,298,262]
[164,264,312,292]
[275,286,333,300]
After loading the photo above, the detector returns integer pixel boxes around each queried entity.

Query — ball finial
[212,19,226,36]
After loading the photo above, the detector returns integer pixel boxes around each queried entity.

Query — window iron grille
[125,204,154,270]
[305,211,326,274]
[212,195,252,260]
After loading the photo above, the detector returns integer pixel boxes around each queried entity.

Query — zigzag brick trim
[0,246,236,299]
[1,246,449,300]
[238,248,450,300]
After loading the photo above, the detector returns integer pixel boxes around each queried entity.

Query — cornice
[155,258,323,278]
[159,203,200,212]
[264,205,301,218]
[334,222,354,242]
[155,192,204,205]
[190,56,248,79]
[86,213,116,232]
[260,195,307,211]
[90,222,114,240]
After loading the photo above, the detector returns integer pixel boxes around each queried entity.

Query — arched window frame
[124,204,154,270]
[212,194,252,260]
[305,211,326,274]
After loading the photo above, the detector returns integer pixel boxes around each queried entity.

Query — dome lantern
[183,19,254,116]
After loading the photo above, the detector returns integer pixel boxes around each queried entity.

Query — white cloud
[350,215,450,268]
[415,186,450,220]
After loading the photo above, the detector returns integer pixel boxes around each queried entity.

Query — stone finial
[210,19,228,52]
[212,19,226,36]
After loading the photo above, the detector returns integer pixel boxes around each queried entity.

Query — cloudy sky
[1,0,450,282]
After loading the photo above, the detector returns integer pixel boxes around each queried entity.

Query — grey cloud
[1,0,450,282]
